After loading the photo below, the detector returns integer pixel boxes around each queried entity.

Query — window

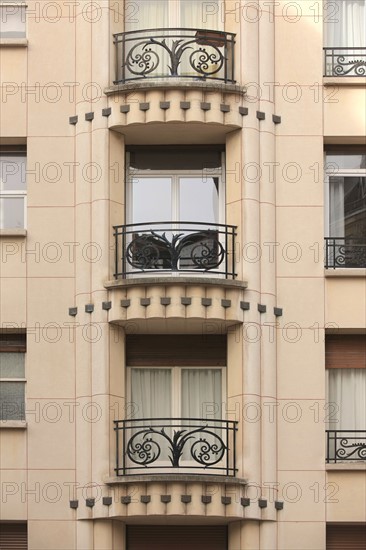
[325,147,366,267]
[0,333,26,421]
[325,335,366,462]
[0,1,26,38]
[124,146,228,275]
[115,335,237,476]
[0,147,26,229]
[323,1,366,76]
[125,0,221,31]
[326,524,366,549]
[324,0,366,48]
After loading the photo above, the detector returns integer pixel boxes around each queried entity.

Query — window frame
[0,149,27,230]
[0,333,26,422]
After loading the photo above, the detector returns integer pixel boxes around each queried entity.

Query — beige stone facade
[0,1,365,548]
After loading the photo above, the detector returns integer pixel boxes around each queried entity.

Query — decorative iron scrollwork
[333,56,366,76]
[127,425,226,468]
[126,230,225,271]
[125,36,225,78]
[325,238,366,269]
[336,438,366,461]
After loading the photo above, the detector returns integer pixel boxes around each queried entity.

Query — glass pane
[180,177,219,224]
[124,0,168,31]
[329,177,366,238]
[181,369,222,418]
[327,153,366,170]
[0,197,25,229]
[180,0,220,29]
[0,5,26,38]
[0,155,26,191]
[0,353,25,378]
[131,368,171,418]
[131,177,171,224]
[0,382,25,420]
[324,0,366,47]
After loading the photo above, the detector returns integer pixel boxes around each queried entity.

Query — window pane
[0,197,25,229]
[0,353,25,378]
[181,369,222,418]
[131,177,171,223]
[327,153,366,170]
[329,176,366,238]
[180,0,220,29]
[0,5,26,38]
[131,368,171,418]
[0,155,26,190]
[0,382,25,420]
[124,0,168,30]
[324,0,366,47]
[328,369,366,430]
[180,177,219,223]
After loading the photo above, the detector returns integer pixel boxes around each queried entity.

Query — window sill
[0,420,27,429]
[0,229,27,238]
[0,38,28,48]
[323,76,366,86]
[325,268,366,277]
[326,463,366,471]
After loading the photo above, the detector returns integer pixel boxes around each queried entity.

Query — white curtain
[125,1,168,31]
[181,369,222,418]
[328,369,366,430]
[131,368,171,418]
[325,0,366,47]
[180,0,220,29]
[329,177,345,237]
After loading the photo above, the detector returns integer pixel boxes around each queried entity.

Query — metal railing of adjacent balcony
[324,237,366,268]
[326,430,366,463]
[113,221,237,279]
[323,47,366,76]
[113,28,236,84]
[114,418,238,476]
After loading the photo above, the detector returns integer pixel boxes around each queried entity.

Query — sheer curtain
[181,369,222,418]
[328,369,366,460]
[328,369,366,430]
[329,177,345,237]
[131,368,171,418]
[325,0,366,47]
[180,0,220,29]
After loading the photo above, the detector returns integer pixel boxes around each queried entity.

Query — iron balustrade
[114,417,238,476]
[325,237,366,268]
[113,28,236,84]
[113,221,237,279]
[324,47,366,76]
[326,430,366,463]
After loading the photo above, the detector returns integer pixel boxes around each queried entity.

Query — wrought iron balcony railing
[113,28,235,84]
[326,430,366,463]
[325,237,366,268]
[113,221,237,279]
[114,418,238,476]
[324,47,366,76]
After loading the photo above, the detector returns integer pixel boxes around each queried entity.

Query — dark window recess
[127,145,223,170]
[127,525,228,550]
[0,332,27,352]
[326,524,366,549]
[0,523,27,549]
[126,334,227,366]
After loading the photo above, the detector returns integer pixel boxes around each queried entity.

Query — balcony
[326,430,366,463]
[113,28,235,84]
[324,47,366,76]
[114,418,237,476]
[325,238,366,268]
[113,221,237,279]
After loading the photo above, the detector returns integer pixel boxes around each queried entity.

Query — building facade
[0,0,365,548]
